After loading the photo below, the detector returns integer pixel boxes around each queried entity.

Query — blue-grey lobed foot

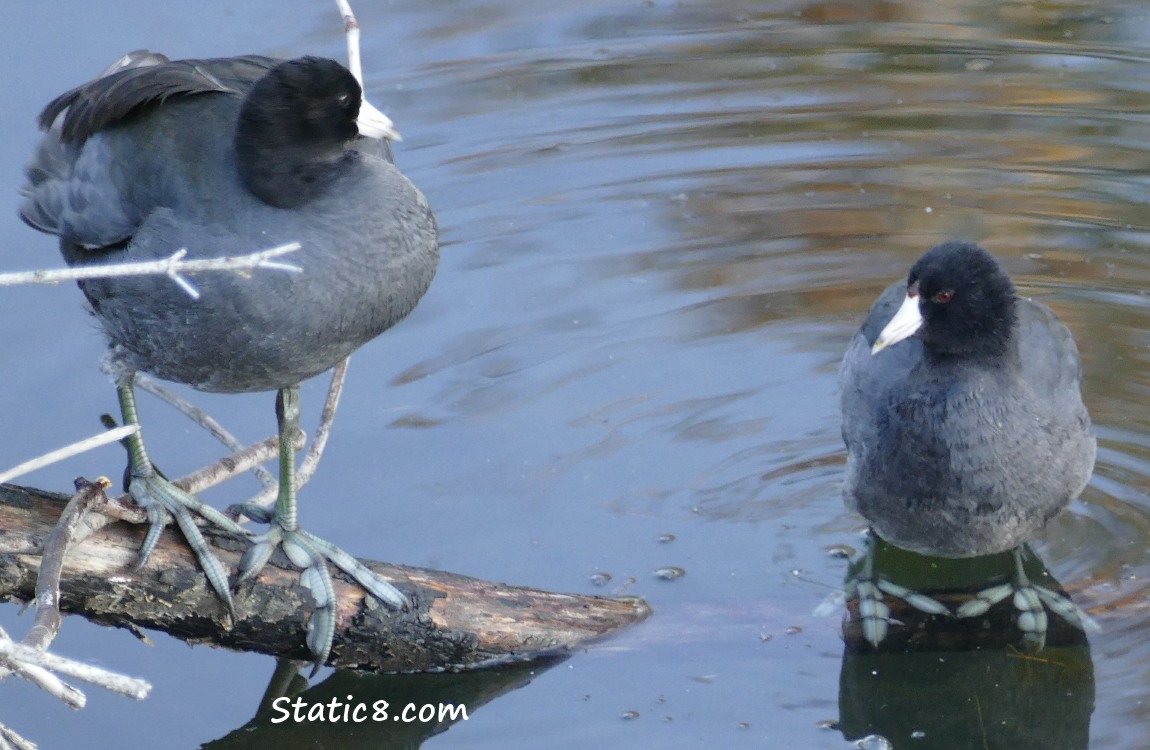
[955,547,1100,650]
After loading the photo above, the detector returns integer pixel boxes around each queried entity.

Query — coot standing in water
[839,241,1096,647]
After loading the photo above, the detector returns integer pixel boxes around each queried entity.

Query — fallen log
[0,483,651,672]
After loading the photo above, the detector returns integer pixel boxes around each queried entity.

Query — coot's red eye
[932,290,954,304]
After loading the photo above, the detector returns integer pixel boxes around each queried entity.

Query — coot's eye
[932,290,954,304]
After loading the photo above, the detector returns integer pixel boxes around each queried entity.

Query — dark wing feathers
[23,52,281,247]
[40,53,278,143]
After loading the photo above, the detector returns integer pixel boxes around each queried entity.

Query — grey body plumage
[22,53,438,393]
[840,247,1094,556]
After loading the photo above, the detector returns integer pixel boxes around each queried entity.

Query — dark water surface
[3,1,1150,748]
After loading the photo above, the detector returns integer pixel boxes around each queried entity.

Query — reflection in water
[838,633,1094,750]
[837,540,1095,749]
[204,656,565,750]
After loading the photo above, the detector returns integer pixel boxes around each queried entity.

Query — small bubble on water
[826,544,856,559]
[621,710,640,720]
[654,566,686,581]
[589,572,612,587]
[611,576,637,596]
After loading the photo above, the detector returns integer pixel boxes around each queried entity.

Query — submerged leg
[118,376,247,619]
[236,384,408,673]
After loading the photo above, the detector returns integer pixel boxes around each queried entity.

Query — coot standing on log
[21,51,439,669]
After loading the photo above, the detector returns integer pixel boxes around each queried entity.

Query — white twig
[0,480,150,714]
[335,0,363,85]
[7,660,84,710]
[0,628,82,709]
[175,434,291,498]
[0,242,302,300]
[0,639,150,701]
[0,721,37,750]
[0,425,137,485]
[298,358,350,489]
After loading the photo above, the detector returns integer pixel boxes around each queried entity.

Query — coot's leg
[118,375,247,620]
[235,384,409,673]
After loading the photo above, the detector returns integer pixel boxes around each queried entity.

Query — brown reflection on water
[408,0,1150,516]
[396,1,1150,744]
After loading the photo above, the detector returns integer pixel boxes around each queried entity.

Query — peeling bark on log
[0,483,651,672]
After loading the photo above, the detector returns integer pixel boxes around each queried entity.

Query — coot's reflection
[203,655,567,750]
[837,538,1095,750]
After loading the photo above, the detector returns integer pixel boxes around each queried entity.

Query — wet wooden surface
[0,483,651,672]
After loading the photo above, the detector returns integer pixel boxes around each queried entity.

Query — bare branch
[174,434,292,498]
[334,0,363,85]
[135,374,277,489]
[0,628,85,710]
[0,639,150,702]
[0,484,149,712]
[25,480,109,653]
[0,426,136,485]
[0,480,152,714]
[0,721,37,750]
[0,485,652,673]
[0,242,302,299]
[298,358,349,489]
